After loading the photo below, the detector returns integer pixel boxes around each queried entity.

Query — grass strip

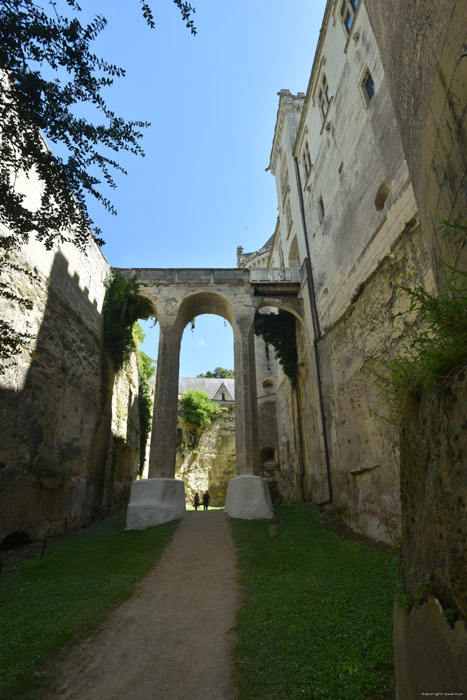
[230,504,397,700]
[0,514,178,700]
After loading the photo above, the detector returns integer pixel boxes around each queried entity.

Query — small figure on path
[193,492,200,510]
[202,491,210,510]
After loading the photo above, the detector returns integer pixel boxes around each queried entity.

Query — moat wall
[394,373,467,698]
[0,238,140,544]
[316,218,435,541]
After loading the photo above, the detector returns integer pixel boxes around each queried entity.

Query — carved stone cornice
[267,90,305,175]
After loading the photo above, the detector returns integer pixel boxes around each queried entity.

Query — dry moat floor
[1,506,396,700]
[47,510,241,700]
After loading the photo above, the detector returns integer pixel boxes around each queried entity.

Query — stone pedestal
[125,478,186,530]
[224,475,274,519]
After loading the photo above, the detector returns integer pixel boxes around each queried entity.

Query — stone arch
[175,291,236,333]
[137,292,158,319]
[255,297,305,327]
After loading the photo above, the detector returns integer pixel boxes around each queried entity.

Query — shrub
[180,389,220,426]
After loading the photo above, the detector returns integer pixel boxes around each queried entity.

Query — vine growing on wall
[254,309,298,386]
[375,217,467,418]
[102,273,153,371]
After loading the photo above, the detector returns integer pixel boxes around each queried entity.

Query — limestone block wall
[175,407,236,506]
[0,234,140,543]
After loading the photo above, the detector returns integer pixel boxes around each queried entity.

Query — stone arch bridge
[115,266,304,523]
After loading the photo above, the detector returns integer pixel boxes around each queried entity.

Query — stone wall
[399,374,467,619]
[0,236,140,544]
[175,406,236,506]
[316,218,435,541]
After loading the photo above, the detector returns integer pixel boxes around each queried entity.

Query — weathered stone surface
[0,467,90,543]
[125,478,186,529]
[394,596,467,699]
[175,408,236,506]
[225,475,274,519]
[316,220,435,542]
[0,240,140,544]
[400,374,467,619]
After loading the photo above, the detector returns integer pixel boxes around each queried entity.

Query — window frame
[360,67,376,105]
[318,73,331,121]
[302,140,313,187]
[338,0,361,52]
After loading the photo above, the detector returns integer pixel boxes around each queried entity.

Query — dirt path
[48,510,242,700]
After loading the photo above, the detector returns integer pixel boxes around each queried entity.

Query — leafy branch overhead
[0,0,196,253]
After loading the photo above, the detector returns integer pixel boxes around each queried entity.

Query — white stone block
[225,475,274,520]
[125,478,186,530]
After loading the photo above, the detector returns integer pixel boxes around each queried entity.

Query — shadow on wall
[0,249,125,545]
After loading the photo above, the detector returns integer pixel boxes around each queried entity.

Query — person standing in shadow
[193,492,200,510]
[202,491,210,511]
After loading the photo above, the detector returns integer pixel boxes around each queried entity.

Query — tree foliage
[197,366,234,378]
[180,389,220,426]
[0,0,196,252]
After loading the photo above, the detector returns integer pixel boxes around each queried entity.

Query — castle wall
[253,0,441,542]
[365,0,467,278]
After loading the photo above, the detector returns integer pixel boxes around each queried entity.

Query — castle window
[280,160,289,202]
[318,74,331,120]
[340,0,359,34]
[361,69,375,104]
[302,141,312,180]
[317,195,325,223]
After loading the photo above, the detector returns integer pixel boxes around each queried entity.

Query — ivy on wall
[254,309,298,386]
[102,273,153,371]
[102,274,154,475]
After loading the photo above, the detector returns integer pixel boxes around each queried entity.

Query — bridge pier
[148,319,181,479]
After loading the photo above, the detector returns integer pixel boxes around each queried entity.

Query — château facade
[238,0,436,541]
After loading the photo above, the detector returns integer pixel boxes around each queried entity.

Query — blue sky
[79,0,326,375]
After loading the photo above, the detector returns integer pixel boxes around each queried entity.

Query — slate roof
[178,377,235,401]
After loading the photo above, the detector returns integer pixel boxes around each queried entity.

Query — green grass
[0,515,178,700]
[230,505,397,700]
